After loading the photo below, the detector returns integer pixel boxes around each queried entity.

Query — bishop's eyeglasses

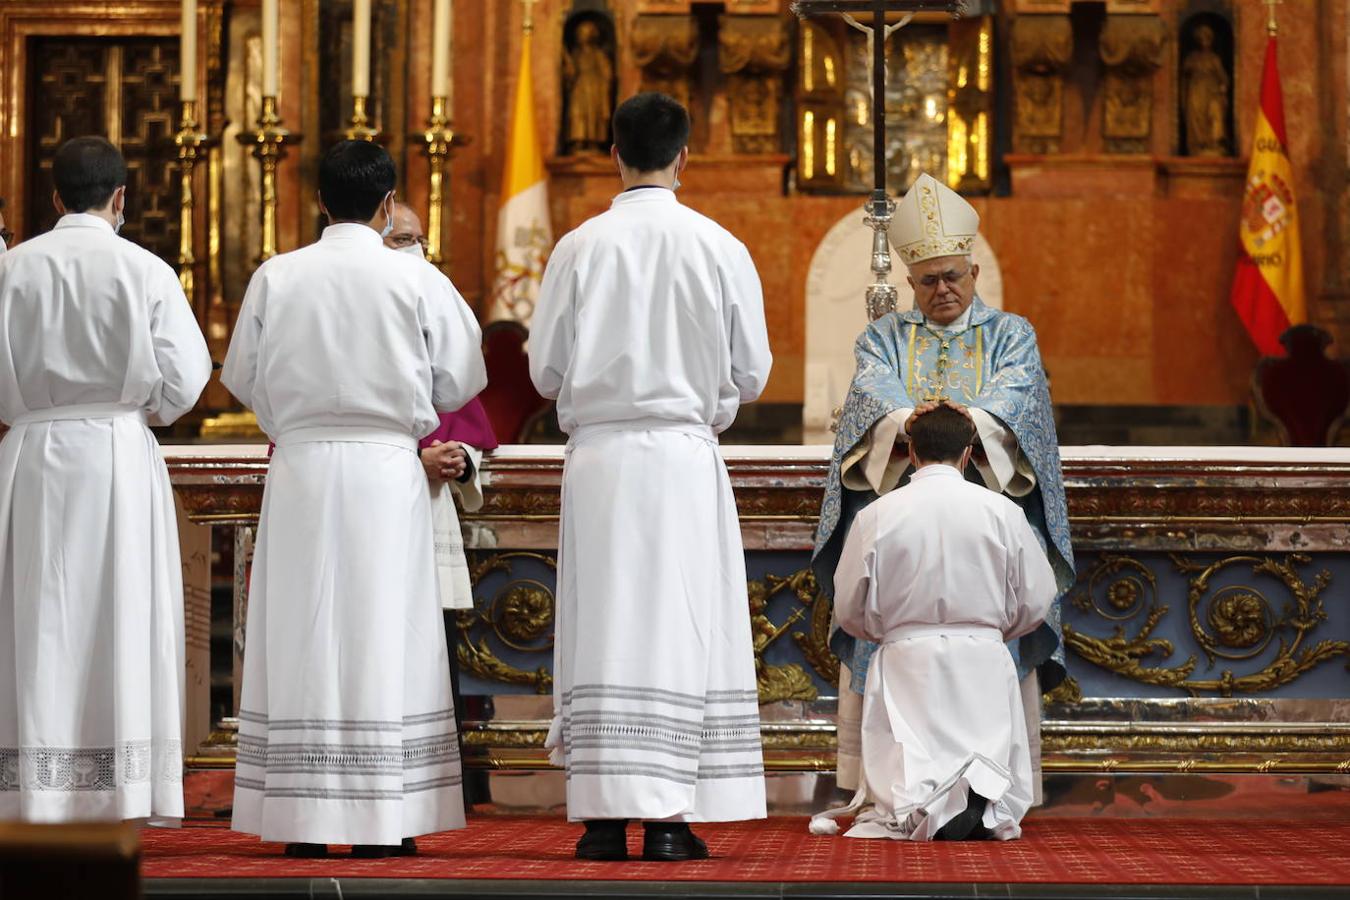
[914,266,973,290]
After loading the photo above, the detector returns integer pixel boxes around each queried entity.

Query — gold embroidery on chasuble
[905,322,984,404]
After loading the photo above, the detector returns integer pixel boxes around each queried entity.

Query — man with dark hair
[531,92,772,862]
[223,141,486,858]
[812,401,1056,842]
[0,135,211,824]
[52,136,130,215]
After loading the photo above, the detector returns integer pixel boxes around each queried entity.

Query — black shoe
[934,788,991,841]
[283,843,329,858]
[396,837,418,856]
[642,823,709,861]
[350,844,401,859]
[576,819,628,861]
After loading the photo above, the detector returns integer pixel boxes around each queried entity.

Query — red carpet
[140,813,1350,885]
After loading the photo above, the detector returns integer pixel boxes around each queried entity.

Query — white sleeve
[424,277,487,413]
[723,240,772,403]
[147,265,211,426]
[450,445,485,513]
[221,267,266,411]
[833,510,880,642]
[971,408,1036,498]
[1005,511,1057,641]
[528,233,577,401]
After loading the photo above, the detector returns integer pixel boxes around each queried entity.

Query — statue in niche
[1182,24,1230,156]
[563,19,614,154]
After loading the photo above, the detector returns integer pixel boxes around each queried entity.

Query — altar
[165,442,1350,787]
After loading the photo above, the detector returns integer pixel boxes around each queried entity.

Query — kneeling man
[813,403,1056,841]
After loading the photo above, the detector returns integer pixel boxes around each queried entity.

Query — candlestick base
[235,96,303,263]
[344,94,386,143]
[416,96,472,268]
[175,99,216,297]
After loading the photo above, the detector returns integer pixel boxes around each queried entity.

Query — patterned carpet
[140,812,1350,885]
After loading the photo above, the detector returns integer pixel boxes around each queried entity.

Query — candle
[180,0,197,102]
[431,0,451,101]
[353,0,371,98]
[262,0,279,97]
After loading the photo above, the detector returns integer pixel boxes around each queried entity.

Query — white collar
[923,304,973,333]
[53,213,115,233]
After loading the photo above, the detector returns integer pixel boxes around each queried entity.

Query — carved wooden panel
[25,36,181,265]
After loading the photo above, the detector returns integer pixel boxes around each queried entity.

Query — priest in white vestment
[812,403,1056,841]
[530,92,773,862]
[222,142,486,858]
[0,137,211,823]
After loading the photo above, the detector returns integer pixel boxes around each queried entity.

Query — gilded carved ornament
[1010,14,1073,153]
[631,15,700,110]
[458,554,838,705]
[719,16,792,154]
[1099,14,1168,153]
[1063,554,1349,697]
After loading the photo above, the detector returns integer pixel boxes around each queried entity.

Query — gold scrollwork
[454,559,842,704]
[749,571,818,703]
[1065,553,1350,697]
[455,552,558,694]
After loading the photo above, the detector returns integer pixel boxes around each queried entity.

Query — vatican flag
[1230,33,1306,356]
[488,29,552,324]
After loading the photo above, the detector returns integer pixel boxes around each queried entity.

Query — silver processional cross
[791,1,970,320]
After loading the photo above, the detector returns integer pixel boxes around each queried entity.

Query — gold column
[237,95,300,262]
[174,100,210,298]
[418,95,465,269]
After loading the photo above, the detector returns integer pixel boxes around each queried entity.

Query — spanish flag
[1230,34,1305,356]
[488,25,552,324]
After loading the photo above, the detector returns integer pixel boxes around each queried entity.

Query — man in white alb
[812,403,1056,841]
[223,141,486,858]
[0,136,212,823]
[530,92,773,862]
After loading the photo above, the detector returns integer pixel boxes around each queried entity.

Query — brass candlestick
[174,100,210,298]
[418,95,467,268]
[344,94,382,142]
[236,95,300,262]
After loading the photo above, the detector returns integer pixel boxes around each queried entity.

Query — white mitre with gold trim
[888,172,979,265]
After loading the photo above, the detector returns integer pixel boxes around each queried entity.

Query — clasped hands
[420,439,468,482]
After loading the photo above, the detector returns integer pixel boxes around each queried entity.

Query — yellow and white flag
[489,27,552,325]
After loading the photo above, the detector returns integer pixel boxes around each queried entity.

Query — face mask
[114,210,125,234]
[397,242,425,259]
[379,198,394,239]
[0,241,7,258]
[673,175,682,191]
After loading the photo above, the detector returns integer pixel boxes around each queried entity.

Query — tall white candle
[431,0,451,100]
[180,0,197,102]
[353,0,371,98]
[262,0,279,97]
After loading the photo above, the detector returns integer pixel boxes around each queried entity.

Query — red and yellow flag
[1230,34,1305,356]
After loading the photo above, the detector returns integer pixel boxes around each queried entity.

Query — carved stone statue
[1182,24,1231,157]
[563,20,614,155]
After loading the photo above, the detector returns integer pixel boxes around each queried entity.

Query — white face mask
[114,210,125,234]
[0,240,7,257]
[379,198,394,240]
[397,242,425,259]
